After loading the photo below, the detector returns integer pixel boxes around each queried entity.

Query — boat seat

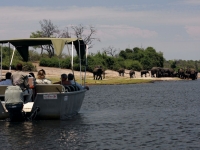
[0,86,8,98]
[35,84,65,93]
[0,101,7,112]
[64,85,80,92]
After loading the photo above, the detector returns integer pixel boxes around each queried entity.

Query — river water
[0,80,200,149]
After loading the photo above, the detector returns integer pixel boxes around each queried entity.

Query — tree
[141,47,164,69]
[71,24,100,49]
[30,19,71,58]
[170,60,177,69]
[102,46,118,57]
[30,20,57,57]
[119,50,127,59]
[31,21,99,58]
[39,19,59,37]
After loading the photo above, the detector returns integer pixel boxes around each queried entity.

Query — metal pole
[71,42,76,83]
[0,44,2,80]
[78,39,82,84]
[9,43,10,67]
[84,45,88,86]
[71,41,73,70]
[10,47,15,71]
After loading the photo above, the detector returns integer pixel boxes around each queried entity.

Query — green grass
[84,78,154,85]
[49,76,154,85]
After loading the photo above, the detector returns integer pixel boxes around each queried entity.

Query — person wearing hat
[53,73,71,85]
[36,69,52,84]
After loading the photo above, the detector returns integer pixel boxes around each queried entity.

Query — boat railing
[35,84,65,94]
[63,85,80,92]
[34,84,81,94]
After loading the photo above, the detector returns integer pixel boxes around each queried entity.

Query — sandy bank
[1,64,198,81]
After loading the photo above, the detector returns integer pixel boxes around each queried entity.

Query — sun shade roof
[0,38,86,61]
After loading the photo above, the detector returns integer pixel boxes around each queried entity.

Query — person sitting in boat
[11,63,33,103]
[36,69,52,84]
[29,72,35,78]
[0,72,12,85]
[53,73,71,85]
[68,73,89,90]
[28,72,36,88]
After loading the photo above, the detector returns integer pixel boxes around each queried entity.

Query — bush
[60,57,71,69]
[123,59,143,71]
[40,57,61,67]
[29,50,41,61]
[22,62,36,71]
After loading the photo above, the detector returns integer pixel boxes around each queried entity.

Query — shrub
[124,60,143,71]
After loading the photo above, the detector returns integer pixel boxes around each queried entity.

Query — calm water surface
[0,80,200,149]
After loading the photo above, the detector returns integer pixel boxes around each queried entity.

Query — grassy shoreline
[84,78,155,85]
[49,76,161,85]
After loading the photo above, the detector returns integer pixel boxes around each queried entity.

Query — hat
[61,74,68,79]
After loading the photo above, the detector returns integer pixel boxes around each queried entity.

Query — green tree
[144,47,163,68]
[170,60,176,69]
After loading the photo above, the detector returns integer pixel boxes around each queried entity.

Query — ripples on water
[0,80,200,149]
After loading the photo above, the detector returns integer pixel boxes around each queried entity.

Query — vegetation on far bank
[1,46,200,74]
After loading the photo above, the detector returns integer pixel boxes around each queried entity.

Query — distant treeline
[0,46,199,72]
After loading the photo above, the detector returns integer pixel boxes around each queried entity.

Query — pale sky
[0,0,200,60]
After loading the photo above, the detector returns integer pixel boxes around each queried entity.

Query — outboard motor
[5,86,25,121]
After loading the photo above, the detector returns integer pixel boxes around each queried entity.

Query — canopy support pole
[0,44,2,80]
[71,41,76,84]
[9,47,15,71]
[71,41,74,71]
[77,40,82,84]
[84,45,88,86]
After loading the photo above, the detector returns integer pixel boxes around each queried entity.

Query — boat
[0,38,88,121]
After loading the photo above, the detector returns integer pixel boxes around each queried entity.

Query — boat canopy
[0,38,86,61]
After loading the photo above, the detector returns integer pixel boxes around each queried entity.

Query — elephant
[93,66,104,80]
[129,70,135,78]
[172,71,178,77]
[183,72,190,79]
[118,68,125,76]
[169,68,175,77]
[151,67,162,77]
[178,68,185,79]
[160,68,174,77]
[185,68,198,80]
[141,70,150,77]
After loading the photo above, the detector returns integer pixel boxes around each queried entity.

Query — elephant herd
[117,68,150,78]
[92,66,198,80]
[150,67,198,80]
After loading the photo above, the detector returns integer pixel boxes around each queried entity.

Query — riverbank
[33,63,187,84]
[1,63,193,85]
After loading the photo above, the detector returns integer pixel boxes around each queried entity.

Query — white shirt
[0,79,12,85]
[36,78,52,84]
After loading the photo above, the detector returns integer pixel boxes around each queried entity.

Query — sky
[0,0,200,60]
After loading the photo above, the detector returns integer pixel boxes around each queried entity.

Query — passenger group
[0,63,89,103]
